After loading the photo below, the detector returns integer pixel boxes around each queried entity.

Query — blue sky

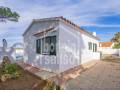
[0,0,120,46]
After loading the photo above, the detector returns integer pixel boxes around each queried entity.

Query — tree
[113,43,120,49]
[0,6,20,22]
[111,32,120,49]
[111,32,120,43]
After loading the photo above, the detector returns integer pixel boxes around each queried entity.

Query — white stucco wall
[99,48,119,55]
[58,21,100,72]
[81,33,100,64]
[24,19,100,73]
[23,20,60,73]
[58,22,81,72]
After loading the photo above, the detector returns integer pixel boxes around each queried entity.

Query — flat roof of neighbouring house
[100,42,113,47]
[23,16,100,40]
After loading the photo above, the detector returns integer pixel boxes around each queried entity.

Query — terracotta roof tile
[100,42,113,47]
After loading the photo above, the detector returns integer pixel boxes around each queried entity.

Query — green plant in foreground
[0,63,21,82]
[3,64,21,78]
[44,81,65,90]
[4,64,18,74]
[46,81,54,90]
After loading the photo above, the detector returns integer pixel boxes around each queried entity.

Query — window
[94,44,97,52]
[36,39,41,54]
[42,37,50,54]
[88,42,92,50]
[50,36,56,55]
[93,44,95,52]
[88,42,97,52]
[36,36,56,55]
[93,43,97,52]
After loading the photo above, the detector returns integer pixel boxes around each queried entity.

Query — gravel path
[65,58,120,90]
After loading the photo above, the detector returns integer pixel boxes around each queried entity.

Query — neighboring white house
[23,16,100,73]
[99,42,119,55]
[99,42,114,49]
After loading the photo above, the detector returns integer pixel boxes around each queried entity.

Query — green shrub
[3,64,21,78]
[47,81,54,90]
[0,57,22,82]
[44,81,64,90]
[114,43,120,49]
[4,64,18,74]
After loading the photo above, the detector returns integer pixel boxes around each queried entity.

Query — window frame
[88,42,97,52]
[36,39,41,54]
[36,36,56,56]
[88,42,92,50]
[93,43,97,52]
[94,44,97,52]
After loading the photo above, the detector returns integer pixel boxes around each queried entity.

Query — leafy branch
[0,6,20,22]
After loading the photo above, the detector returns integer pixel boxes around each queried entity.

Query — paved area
[65,58,120,90]
[51,60,98,85]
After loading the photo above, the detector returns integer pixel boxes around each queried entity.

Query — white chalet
[23,17,100,73]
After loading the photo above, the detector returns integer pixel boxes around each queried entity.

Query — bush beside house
[0,56,21,82]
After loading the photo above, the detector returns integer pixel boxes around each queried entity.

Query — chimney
[92,32,96,36]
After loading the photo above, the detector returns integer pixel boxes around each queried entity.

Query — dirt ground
[0,68,47,90]
[65,56,120,90]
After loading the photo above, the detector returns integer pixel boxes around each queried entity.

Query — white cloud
[98,32,115,37]
[0,0,120,45]
[1,0,120,24]
[79,23,120,28]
